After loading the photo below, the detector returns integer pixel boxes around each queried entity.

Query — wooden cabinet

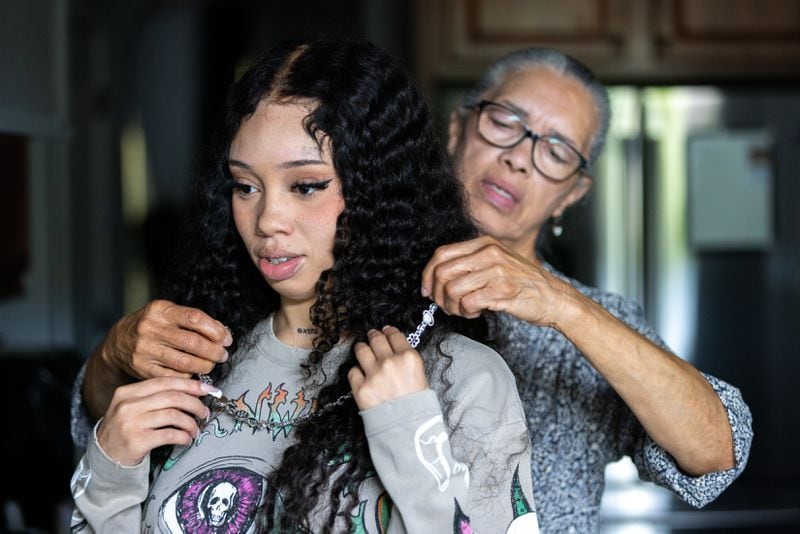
[414,0,800,89]
[652,0,800,80]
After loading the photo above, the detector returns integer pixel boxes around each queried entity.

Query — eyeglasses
[472,100,588,181]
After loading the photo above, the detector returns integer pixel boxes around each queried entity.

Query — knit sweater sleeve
[595,289,754,507]
[70,361,95,449]
[631,373,753,507]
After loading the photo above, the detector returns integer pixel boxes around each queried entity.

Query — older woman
[422,46,752,531]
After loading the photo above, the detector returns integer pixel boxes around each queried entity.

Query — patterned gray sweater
[492,270,753,533]
[71,270,753,533]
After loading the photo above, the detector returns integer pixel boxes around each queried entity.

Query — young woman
[69,36,538,533]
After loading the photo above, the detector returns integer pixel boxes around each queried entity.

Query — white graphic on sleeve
[414,415,469,491]
[507,512,540,534]
[70,456,92,499]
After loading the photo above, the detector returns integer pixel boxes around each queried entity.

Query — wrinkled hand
[348,327,429,411]
[96,377,218,466]
[420,236,578,328]
[105,299,233,381]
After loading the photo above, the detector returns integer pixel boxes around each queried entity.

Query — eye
[490,116,515,130]
[486,109,518,131]
[291,180,332,197]
[231,182,259,196]
[542,138,571,165]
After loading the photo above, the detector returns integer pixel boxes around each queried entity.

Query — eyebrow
[496,99,582,150]
[228,158,327,171]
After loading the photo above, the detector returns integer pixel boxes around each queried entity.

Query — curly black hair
[160,35,485,532]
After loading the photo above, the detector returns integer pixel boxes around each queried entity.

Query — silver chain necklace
[198,303,438,432]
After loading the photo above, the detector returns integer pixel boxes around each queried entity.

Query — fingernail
[367,329,378,336]
[221,349,229,362]
[420,285,430,297]
[200,383,223,398]
[223,325,233,346]
[204,407,211,419]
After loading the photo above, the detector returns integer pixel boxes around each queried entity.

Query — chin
[266,280,317,303]
[471,207,507,239]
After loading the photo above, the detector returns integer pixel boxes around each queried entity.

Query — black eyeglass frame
[471,100,589,181]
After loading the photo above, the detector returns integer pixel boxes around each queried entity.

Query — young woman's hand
[95,377,218,466]
[348,326,429,411]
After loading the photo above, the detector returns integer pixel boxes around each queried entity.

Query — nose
[500,135,534,176]
[255,192,293,236]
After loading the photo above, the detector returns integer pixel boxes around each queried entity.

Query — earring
[552,215,563,237]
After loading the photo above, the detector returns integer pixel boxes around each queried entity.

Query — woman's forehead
[230,101,330,164]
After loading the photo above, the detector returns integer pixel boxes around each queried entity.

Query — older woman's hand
[420,235,581,329]
[103,299,233,380]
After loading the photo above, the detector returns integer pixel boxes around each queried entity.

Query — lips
[258,255,304,282]
[480,179,519,212]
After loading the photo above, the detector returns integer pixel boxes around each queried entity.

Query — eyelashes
[290,179,332,197]
[229,179,333,198]
[231,182,257,194]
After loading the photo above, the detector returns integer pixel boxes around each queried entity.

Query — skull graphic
[202,481,238,528]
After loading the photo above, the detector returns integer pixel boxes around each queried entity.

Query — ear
[554,175,592,217]
[447,110,463,155]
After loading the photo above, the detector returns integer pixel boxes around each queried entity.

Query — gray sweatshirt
[70,317,538,533]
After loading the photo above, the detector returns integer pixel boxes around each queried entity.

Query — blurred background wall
[0,0,798,532]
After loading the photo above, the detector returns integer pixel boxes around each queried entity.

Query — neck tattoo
[197,303,439,432]
[297,327,319,335]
